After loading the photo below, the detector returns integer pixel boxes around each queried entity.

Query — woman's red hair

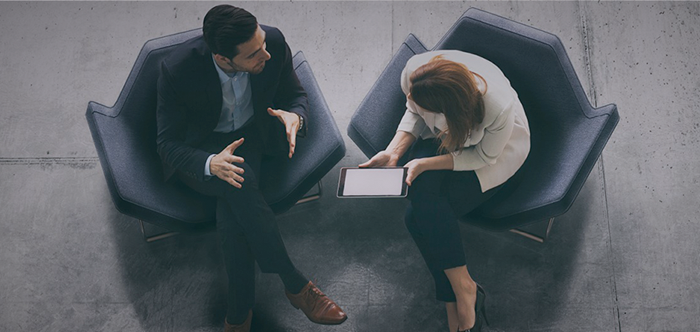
[409,55,487,153]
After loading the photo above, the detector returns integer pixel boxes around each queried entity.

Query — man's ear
[213,54,229,63]
[213,53,235,70]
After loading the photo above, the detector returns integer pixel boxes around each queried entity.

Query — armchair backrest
[435,9,615,220]
[85,29,217,230]
[115,29,202,145]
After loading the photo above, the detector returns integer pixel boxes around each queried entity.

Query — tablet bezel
[337,167,409,198]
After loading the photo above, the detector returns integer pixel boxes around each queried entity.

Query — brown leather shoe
[285,282,347,325]
[224,310,252,332]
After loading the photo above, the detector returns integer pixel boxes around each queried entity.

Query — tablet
[337,167,408,198]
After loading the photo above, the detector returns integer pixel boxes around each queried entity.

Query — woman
[360,50,530,332]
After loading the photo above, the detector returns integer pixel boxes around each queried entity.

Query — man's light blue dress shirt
[204,55,255,177]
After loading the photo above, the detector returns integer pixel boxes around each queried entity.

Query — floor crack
[0,156,98,169]
[580,3,598,107]
[581,3,620,331]
[0,157,98,164]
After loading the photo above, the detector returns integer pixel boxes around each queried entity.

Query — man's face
[226,26,270,74]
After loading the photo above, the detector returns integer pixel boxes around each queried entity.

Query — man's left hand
[267,107,300,158]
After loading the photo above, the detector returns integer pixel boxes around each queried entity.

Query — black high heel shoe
[457,284,489,332]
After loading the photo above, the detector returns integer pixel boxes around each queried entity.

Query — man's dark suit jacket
[156,25,309,182]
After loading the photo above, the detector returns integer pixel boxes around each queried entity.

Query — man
[156,5,347,331]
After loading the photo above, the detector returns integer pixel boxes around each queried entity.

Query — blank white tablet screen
[343,168,404,196]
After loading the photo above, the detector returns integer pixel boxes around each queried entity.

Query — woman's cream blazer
[396,50,531,192]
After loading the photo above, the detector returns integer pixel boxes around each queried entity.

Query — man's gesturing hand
[267,107,300,159]
[210,138,246,188]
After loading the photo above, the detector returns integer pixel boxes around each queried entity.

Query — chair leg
[139,220,179,243]
[509,217,555,243]
[296,181,322,204]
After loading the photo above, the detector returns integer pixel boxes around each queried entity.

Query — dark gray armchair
[348,8,619,242]
[86,29,345,241]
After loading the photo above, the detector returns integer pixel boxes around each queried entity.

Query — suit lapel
[203,56,223,129]
[250,73,264,112]
[250,62,277,142]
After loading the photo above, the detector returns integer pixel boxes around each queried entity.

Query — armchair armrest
[348,34,428,161]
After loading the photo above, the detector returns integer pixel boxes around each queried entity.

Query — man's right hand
[210,138,246,188]
[359,150,400,168]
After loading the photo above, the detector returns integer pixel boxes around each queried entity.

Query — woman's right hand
[359,150,400,168]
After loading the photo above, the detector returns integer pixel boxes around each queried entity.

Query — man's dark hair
[203,5,258,59]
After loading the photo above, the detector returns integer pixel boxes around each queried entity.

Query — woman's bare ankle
[446,303,459,332]
[455,299,476,331]
[444,266,476,294]
[453,281,477,330]
[454,278,476,299]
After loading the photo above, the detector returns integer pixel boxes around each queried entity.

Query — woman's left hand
[404,158,426,186]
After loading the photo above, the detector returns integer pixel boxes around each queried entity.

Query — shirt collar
[434,113,447,132]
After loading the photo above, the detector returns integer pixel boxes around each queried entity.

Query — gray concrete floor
[1,1,698,331]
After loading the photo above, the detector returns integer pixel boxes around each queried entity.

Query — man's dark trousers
[176,121,296,317]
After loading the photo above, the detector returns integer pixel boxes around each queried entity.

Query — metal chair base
[296,181,322,204]
[509,217,555,243]
[139,220,179,242]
